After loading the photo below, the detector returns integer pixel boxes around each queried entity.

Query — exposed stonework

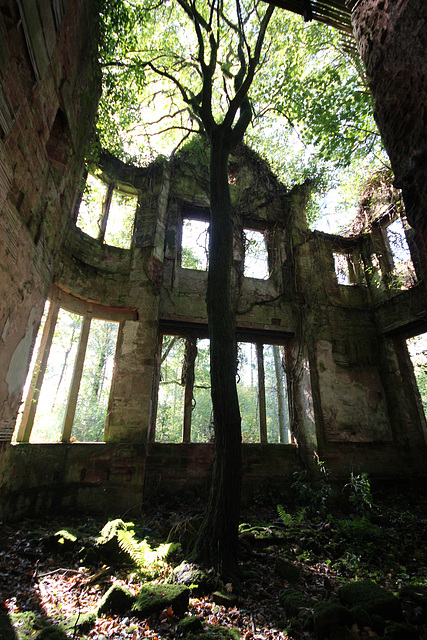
[0,1,426,520]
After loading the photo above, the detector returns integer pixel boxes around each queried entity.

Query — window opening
[265,345,290,443]
[386,217,416,289]
[237,341,290,443]
[76,173,107,238]
[406,333,427,420]
[15,306,119,443]
[243,229,269,279]
[155,334,291,444]
[181,218,209,271]
[76,174,136,249]
[29,308,81,443]
[156,336,186,442]
[237,342,259,442]
[71,319,119,442]
[191,338,213,442]
[103,191,136,249]
[333,252,350,285]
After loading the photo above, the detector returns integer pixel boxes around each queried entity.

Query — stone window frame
[75,171,138,249]
[15,286,136,444]
[150,322,293,445]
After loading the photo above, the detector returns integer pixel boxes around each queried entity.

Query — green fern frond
[116,530,179,568]
[117,529,151,566]
[277,504,293,526]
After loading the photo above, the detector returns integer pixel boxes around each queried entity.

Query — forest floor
[1,478,427,640]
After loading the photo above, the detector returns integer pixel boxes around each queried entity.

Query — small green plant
[346,472,373,513]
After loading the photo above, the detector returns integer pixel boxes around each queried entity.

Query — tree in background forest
[96,0,386,578]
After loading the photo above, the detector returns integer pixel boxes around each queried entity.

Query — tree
[95,0,386,577]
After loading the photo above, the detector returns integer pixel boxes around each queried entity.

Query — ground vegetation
[1,481,426,639]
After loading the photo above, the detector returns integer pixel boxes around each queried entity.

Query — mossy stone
[170,561,216,595]
[185,625,241,639]
[35,626,68,640]
[62,611,97,634]
[132,584,190,618]
[97,583,135,616]
[176,615,204,635]
[275,556,301,583]
[338,581,402,622]
[279,588,307,617]
[313,601,354,640]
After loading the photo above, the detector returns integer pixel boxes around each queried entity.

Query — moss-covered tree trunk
[192,129,242,578]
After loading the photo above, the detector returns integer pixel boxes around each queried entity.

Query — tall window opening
[243,229,269,279]
[14,300,119,443]
[154,332,290,444]
[181,218,209,271]
[407,333,427,419]
[76,173,136,249]
[155,335,213,443]
[385,217,417,289]
[237,342,290,443]
[333,252,350,285]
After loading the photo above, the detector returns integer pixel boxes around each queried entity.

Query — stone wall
[350,0,427,270]
[0,0,100,442]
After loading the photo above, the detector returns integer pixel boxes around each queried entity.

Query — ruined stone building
[0,0,426,520]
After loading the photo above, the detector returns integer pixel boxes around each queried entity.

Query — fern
[116,529,179,568]
[277,504,293,526]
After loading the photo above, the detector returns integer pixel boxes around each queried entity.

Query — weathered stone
[212,590,239,608]
[176,615,204,635]
[97,584,135,616]
[313,601,354,640]
[131,584,190,618]
[274,556,301,583]
[169,561,216,595]
[338,580,403,622]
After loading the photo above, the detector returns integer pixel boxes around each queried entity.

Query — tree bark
[192,129,242,579]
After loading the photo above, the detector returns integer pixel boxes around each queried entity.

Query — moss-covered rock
[176,615,204,635]
[95,519,130,562]
[9,612,49,639]
[97,583,135,616]
[279,588,307,618]
[313,601,354,640]
[169,561,216,595]
[338,581,402,622]
[62,611,97,635]
[212,591,238,608]
[132,584,190,618]
[185,625,241,639]
[275,556,301,583]
[35,627,68,640]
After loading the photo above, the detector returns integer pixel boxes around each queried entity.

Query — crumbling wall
[0,0,99,442]
[350,0,427,274]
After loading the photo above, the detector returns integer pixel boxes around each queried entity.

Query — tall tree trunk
[192,130,242,579]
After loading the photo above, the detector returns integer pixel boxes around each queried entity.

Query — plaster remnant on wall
[1,317,10,342]
[121,321,139,356]
[317,340,392,442]
[5,308,37,399]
